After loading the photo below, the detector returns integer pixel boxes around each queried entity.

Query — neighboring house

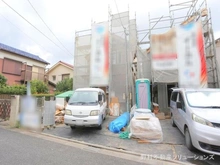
[0,43,49,85]
[46,61,73,85]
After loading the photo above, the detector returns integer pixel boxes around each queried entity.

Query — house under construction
[73,0,219,115]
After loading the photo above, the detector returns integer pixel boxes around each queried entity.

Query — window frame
[2,58,22,76]
[62,74,70,80]
[52,75,56,81]
[171,91,178,102]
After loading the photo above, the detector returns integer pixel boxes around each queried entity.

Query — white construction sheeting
[109,11,130,112]
[74,33,91,89]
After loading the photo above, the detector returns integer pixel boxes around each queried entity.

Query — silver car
[170,88,220,156]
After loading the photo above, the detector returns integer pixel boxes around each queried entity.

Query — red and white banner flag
[176,21,207,88]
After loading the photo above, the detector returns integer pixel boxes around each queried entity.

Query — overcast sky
[0,0,219,68]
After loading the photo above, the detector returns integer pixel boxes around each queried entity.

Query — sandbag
[109,112,130,133]
[130,114,163,143]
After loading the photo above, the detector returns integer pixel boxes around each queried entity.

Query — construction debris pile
[55,104,65,124]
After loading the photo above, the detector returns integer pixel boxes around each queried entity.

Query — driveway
[41,116,219,164]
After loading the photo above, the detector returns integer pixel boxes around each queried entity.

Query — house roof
[59,61,74,69]
[46,61,73,74]
[0,43,49,64]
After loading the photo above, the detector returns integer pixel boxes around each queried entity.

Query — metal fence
[0,99,11,120]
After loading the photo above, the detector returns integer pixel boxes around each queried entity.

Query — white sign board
[151,28,177,70]
[176,22,207,88]
[90,22,109,86]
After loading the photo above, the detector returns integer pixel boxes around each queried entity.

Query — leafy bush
[0,74,7,87]
[56,78,73,92]
[30,80,49,94]
[0,85,26,95]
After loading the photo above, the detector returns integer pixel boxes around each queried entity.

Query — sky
[0,0,219,68]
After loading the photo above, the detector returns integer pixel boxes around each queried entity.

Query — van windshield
[68,91,98,105]
[186,91,220,108]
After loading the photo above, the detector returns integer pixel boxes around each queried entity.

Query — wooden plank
[135,117,150,120]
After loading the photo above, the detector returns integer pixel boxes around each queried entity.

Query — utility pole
[124,27,130,112]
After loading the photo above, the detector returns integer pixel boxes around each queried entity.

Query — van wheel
[70,126,76,129]
[171,113,176,127]
[97,124,102,130]
[185,127,195,151]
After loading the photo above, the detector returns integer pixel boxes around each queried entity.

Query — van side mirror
[177,101,182,109]
[98,94,102,102]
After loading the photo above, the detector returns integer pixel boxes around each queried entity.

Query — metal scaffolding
[73,8,137,113]
[109,10,137,112]
[137,0,219,87]
[73,29,91,90]
[168,0,219,87]
[135,0,219,114]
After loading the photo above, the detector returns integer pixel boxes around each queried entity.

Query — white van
[170,88,220,156]
[64,88,107,130]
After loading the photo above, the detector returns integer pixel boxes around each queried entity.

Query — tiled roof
[0,42,49,64]
[46,60,73,74]
[59,61,74,68]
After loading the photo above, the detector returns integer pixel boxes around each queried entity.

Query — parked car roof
[75,88,104,92]
[171,88,220,92]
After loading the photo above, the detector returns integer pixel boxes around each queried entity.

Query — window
[178,93,186,111]
[2,58,22,75]
[32,66,45,81]
[62,74,70,80]
[186,91,220,108]
[52,75,56,81]
[25,65,32,81]
[102,93,106,102]
[171,91,178,102]
[68,91,98,105]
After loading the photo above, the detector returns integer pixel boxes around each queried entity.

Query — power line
[1,0,71,56]
[0,12,52,56]
[27,0,73,56]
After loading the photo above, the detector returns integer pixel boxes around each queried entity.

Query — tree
[56,78,73,92]
[0,74,7,87]
[30,80,48,94]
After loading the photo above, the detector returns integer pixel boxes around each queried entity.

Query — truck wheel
[97,124,102,130]
[70,126,76,129]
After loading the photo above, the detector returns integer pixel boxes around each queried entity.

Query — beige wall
[0,50,46,68]
[48,64,73,84]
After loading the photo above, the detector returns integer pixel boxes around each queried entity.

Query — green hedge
[0,85,60,100]
[0,85,26,95]
[32,94,55,101]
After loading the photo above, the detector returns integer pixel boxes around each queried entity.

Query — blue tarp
[109,112,130,133]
